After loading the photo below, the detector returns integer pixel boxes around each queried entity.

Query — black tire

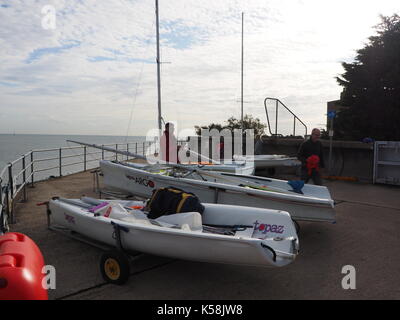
[100,250,130,285]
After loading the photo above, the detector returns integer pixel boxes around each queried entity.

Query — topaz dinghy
[48,197,299,268]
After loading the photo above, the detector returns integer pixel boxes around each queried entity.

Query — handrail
[0,139,155,232]
[31,143,132,153]
[264,97,308,137]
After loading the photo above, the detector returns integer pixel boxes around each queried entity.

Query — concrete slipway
[9,171,400,300]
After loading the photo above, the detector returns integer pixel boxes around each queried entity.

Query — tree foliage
[335,14,400,141]
[195,114,266,136]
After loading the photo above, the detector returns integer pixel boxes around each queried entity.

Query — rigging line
[158,13,164,127]
[124,8,156,143]
[124,53,147,143]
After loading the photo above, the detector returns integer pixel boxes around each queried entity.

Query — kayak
[48,197,299,268]
[100,160,335,223]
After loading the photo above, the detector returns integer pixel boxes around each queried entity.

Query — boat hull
[100,160,335,223]
[49,199,298,268]
[234,155,301,169]
[180,161,255,175]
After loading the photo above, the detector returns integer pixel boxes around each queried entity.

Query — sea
[0,134,146,184]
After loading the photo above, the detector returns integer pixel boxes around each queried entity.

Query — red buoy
[0,233,48,300]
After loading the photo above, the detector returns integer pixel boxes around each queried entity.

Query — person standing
[254,134,268,155]
[297,128,325,185]
[217,138,225,161]
[160,122,179,163]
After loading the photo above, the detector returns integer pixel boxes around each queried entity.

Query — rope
[124,6,156,143]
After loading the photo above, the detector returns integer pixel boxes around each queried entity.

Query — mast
[155,0,162,131]
[241,12,244,136]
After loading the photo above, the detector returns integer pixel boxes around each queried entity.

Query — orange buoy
[0,233,48,300]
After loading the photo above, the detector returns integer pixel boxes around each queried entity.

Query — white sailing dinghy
[182,160,255,175]
[149,147,255,175]
[233,154,301,170]
[67,140,335,223]
[48,196,299,268]
[101,159,335,223]
[176,147,297,173]
[146,139,255,175]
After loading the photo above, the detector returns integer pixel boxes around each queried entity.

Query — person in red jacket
[160,122,179,163]
[297,128,325,185]
[217,139,224,161]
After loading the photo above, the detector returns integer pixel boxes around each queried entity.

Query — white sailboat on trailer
[100,157,335,223]
[233,154,301,170]
[175,146,255,175]
[48,196,299,269]
[67,140,335,223]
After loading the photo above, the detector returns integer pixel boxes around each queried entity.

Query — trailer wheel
[100,250,130,285]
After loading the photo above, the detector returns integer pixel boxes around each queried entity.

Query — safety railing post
[102,145,104,160]
[142,142,145,156]
[5,185,11,224]
[0,178,3,206]
[293,118,296,137]
[30,151,34,188]
[84,146,87,171]
[6,165,14,224]
[126,143,129,160]
[116,144,118,161]
[275,100,278,136]
[59,148,62,177]
[0,178,5,231]
[0,178,3,232]
[8,164,13,203]
[22,155,27,202]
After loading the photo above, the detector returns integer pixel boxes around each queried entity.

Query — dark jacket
[297,139,325,168]
[254,139,264,155]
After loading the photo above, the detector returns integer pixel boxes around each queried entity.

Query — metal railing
[264,97,308,137]
[0,140,154,232]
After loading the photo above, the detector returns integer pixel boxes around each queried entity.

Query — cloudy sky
[0,0,398,137]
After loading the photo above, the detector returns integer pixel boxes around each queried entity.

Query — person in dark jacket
[297,128,325,185]
[254,134,263,155]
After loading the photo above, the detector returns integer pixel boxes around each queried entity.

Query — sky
[0,0,399,137]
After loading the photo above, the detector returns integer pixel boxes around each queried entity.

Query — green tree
[335,14,400,141]
[195,114,266,136]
